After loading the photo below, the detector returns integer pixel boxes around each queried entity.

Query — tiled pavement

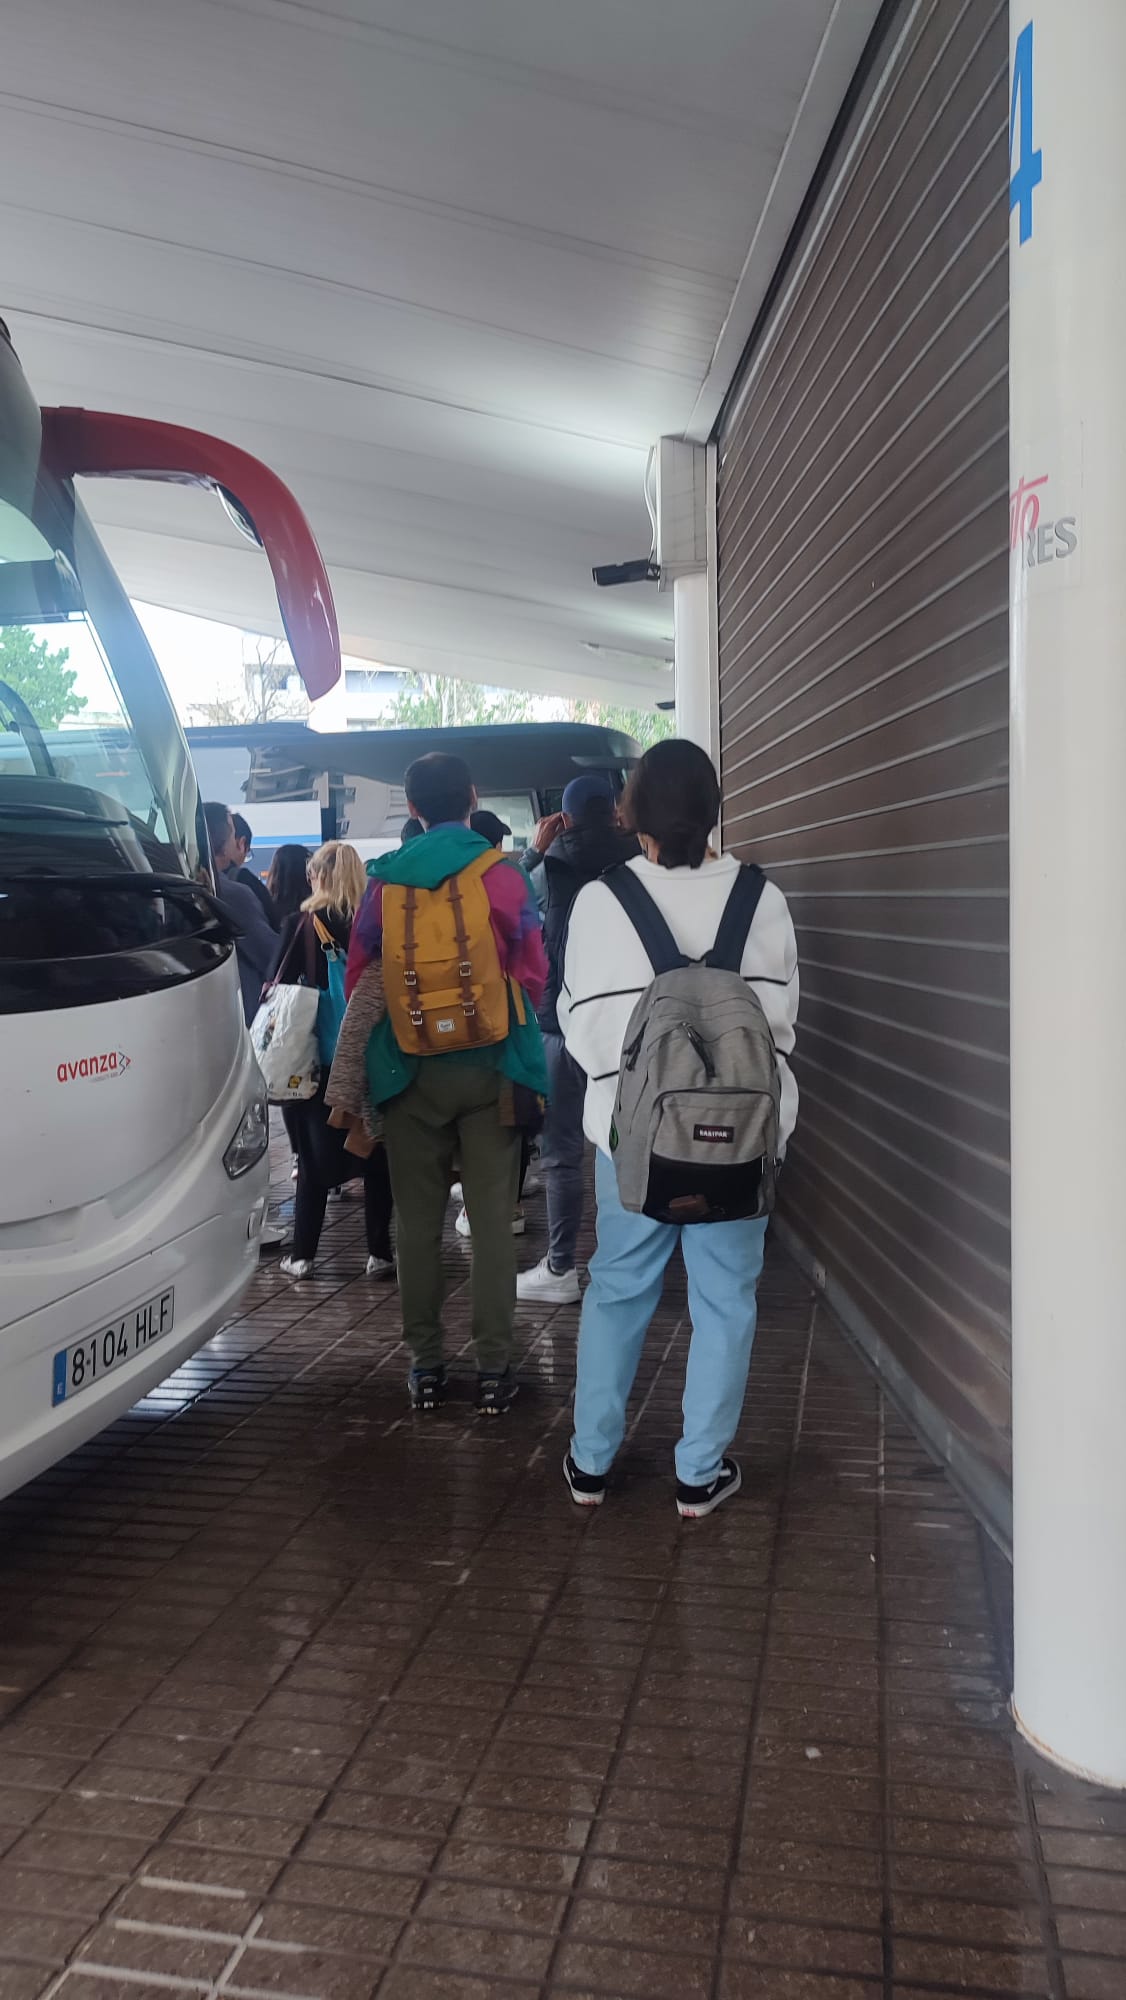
[1,1158,1125,2000]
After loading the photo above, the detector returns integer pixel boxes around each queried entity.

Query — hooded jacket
[535,821,639,1034]
[345,822,549,1107]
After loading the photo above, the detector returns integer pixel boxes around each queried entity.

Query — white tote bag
[250,981,321,1100]
[249,918,321,1101]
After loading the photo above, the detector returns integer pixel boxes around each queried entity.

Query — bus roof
[182,720,641,792]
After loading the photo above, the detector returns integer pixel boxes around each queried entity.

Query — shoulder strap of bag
[603,866,687,977]
[463,848,504,884]
[705,864,767,973]
[300,911,320,985]
[269,912,314,988]
[311,913,337,954]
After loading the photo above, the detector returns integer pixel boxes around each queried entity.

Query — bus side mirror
[38,407,341,701]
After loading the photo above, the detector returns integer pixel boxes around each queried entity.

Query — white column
[672,570,713,753]
[1010,0,1126,1786]
[672,445,720,761]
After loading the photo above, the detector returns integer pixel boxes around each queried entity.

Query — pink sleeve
[345,880,383,999]
[487,864,548,1009]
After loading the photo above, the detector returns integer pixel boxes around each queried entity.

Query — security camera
[592,557,660,587]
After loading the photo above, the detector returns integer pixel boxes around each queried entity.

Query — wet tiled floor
[1,1157,1124,2000]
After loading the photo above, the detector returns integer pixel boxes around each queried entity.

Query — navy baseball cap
[562,773,615,818]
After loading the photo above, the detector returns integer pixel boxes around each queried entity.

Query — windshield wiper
[0,873,241,938]
[0,802,130,824]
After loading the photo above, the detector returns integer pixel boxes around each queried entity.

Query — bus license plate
[52,1288,175,1407]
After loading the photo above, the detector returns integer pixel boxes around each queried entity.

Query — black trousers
[290,1084,394,1262]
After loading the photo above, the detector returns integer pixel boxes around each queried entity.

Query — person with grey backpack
[557,739,798,1518]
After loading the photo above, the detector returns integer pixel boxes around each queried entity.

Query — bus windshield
[0,500,196,881]
[0,327,199,888]
[0,336,225,1008]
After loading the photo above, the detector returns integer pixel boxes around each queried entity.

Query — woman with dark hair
[267,844,313,922]
[558,739,799,1519]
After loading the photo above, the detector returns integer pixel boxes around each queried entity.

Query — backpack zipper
[682,1023,716,1080]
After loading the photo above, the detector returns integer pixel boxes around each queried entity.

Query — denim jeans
[571,1149,769,1488]
[539,1031,588,1272]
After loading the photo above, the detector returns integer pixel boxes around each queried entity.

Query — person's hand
[531,813,565,855]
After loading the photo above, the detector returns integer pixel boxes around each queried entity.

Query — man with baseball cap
[518,773,638,1304]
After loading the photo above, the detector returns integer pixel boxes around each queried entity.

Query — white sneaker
[521,1171,544,1197]
[517,1258,581,1305]
[279,1255,315,1279]
[366,1254,396,1280]
[449,1182,463,1205]
[454,1208,525,1240]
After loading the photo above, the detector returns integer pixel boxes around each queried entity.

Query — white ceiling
[2,0,880,706]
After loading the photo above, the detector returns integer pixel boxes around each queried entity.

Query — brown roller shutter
[716,0,1010,1528]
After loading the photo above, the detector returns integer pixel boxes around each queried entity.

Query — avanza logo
[1010,474,1078,568]
[56,1050,131,1084]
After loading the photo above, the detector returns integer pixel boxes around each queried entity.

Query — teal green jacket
[347,824,550,1109]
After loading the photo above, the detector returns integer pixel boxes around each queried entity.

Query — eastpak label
[694,1124,734,1144]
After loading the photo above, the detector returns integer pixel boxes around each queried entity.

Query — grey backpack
[604,864,780,1225]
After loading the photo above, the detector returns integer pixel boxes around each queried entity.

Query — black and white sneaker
[676,1456,742,1520]
[408,1366,446,1413]
[476,1368,518,1417]
[563,1452,606,1508]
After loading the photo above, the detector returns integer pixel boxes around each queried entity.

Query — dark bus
[184,719,640,872]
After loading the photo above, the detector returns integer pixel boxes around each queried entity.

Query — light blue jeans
[571,1149,769,1488]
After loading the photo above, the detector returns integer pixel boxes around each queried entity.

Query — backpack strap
[705,864,767,974]
[446,868,487,1045]
[603,866,688,976]
[401,885,428,1046]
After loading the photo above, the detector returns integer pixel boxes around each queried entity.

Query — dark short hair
[232,811,252,847]
[621,739,720,869]
[400,818,425,844]
[404,753,473,828]
[202,800,233,854]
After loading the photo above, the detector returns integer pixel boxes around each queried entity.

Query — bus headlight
[223,1097,269,1178]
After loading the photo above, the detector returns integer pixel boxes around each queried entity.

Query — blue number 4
[1010,21,1043,245]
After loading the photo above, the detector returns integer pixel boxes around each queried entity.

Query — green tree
[0,625,84,729]
[566,699,674,749]
[383,673,671,745]
[386,674,538,729]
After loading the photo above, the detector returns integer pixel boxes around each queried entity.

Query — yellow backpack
[382,850,513,1056]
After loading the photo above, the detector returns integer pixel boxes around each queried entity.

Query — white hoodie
[557,852,799,1158]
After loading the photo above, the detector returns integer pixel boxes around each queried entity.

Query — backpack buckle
[408,1005,424,1028]
[458,960,473,979]
[404,969,418,989]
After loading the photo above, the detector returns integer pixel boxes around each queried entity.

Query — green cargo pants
[383,1063,521,1372]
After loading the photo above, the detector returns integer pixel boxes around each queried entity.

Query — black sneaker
[676,1456,742,1520]
[476,1367,518,1417]
[563,1452,606,1508]
[408,1365,446,1413]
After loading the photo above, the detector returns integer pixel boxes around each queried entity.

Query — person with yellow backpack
[345,754,549,1414]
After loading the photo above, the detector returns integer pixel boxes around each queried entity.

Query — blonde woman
[272,842,395,1280]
